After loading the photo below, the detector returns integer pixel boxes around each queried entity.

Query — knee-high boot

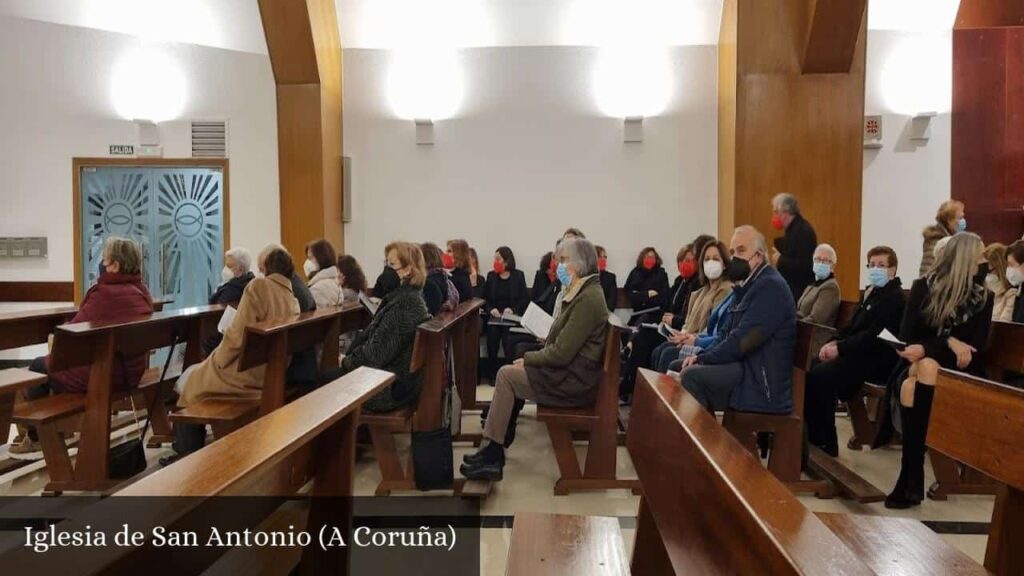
[886,385,935,508]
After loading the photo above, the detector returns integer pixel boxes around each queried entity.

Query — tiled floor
[1,384,994,574]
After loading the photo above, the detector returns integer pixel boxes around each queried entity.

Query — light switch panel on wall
[0,237,47,258]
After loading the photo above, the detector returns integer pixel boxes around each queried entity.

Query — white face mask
[303,259,318,277]
[703,259,724,281]
[1007,266,1024,288]
[221,266,233,283]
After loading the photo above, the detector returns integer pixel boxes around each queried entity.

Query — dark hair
[494,246,517,271]
[305,239,337,272]
[447,239,471,269]
[675,244,694,263]
[563,227,586,239]
[636,246,663,269]
[539,251,554,271]
[264,248,295,278]
[469,248,480,273]
[1007,240,1024,265]
[691,234,716,262]
[696,240,731,286]
[421,242,444,270]
[867,245,899,270]
[595,245,607,258]
[336,254,367,293]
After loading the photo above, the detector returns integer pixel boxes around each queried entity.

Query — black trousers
[804,354,893,452]
[485,324,513,375]
[506,333,542,360]
[621,329,665,396]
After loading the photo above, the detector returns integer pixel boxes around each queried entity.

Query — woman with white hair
[795,243,842,326]
[210,247,254,306]
[886,233,993,509]
[461,237,610,481]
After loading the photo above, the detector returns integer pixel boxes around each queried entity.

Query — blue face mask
[867,267,889,288]
[957,218,967,232]
[556,262,572,286]
[812,262,832,281]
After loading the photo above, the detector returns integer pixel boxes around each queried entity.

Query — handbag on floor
[411,337,455,491]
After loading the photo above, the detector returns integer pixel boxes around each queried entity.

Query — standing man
[770,193,818,302]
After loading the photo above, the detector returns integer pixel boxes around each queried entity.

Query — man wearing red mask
[770,193,818,302]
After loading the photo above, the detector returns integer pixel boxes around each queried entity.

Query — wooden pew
[170,302,370,438]
[0,305,77,351]
[620,369,985,575]
[0,367,394,575]
[12,305,225,494]
[361,300,488,497]
[0,368,47,445]
[930,369,1024,574]
[928,320,1024,500]
[449,298,485,417]
[535,319,640,495]
[505,512,630,576]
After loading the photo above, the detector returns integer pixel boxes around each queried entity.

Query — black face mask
[98,261,106,277]
[725,256,752,283]
[973,262,989,286]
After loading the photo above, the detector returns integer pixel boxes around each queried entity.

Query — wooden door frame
[71,157,231,305]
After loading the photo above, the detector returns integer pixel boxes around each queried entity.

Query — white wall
[861,30,953,284]
[342,46,719,282]
[0,16,280,282]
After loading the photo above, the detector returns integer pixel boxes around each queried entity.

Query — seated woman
[469,247,487,300]
[13,236,154,457]
[595,245,618,311]
[983,243,1017,322]
[421,242,458,315]
[445,239,474,302]
[483,246,529,379]
[1009,240,1024,323]
[319,242,432,412]
[805,246,905,456]
[887,233,993,509]
[651,240,733,373]
[304,238,343,309]
[336,254,368,303]
[461,237,609,481]
[203,246,255,355]
[371,264,400,300]
[624,246,671,323]
[164,247,301,463]
[531,251,558,314]
[796,243,841,326]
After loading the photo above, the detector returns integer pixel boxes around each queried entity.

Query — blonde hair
[923,233,983,328]
[386,242,426,288]
[935,200,965,230]
[984,243,1009,291]
[103,236,143,276]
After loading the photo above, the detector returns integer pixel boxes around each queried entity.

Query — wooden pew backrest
[986,321,1024,378]
[628,369,872,575]
[0,306,77,350]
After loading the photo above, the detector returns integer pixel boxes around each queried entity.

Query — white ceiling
[0,0,962,54]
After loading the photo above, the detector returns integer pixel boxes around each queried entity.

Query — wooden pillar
[718,0,867,297]
[952,1,1024,244]
[258,0,344,270]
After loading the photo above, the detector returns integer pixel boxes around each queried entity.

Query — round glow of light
[879,35,952,115]
[387,49,464,120]
[110,48,187,122]
[593,47,672,118]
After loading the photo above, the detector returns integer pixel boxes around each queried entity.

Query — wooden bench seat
[506,512,629,576]
[536,319,639,496]
[13,393,86,426]
[0,368,47,445]
[168,398,259,438]
[846,381,887,450]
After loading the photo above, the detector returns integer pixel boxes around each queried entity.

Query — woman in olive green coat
[461,237,609,481]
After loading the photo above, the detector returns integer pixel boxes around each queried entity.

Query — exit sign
[110,145,134,155]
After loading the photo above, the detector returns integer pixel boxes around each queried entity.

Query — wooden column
[258,0,344,270]
[718,0,867,297]
[952,1,1024,244]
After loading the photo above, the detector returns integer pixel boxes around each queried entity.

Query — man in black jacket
[770,193,818,302]
[805,246,906,456]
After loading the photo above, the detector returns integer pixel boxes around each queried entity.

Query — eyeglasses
[813,258,834,265]
[866,264,890,269]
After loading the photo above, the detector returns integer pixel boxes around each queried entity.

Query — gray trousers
[679,362,743,412]
[483,364,537,444]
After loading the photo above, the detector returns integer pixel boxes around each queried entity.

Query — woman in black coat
[531,251,559,315]
[482,246,529,378]
[595,245,618,311]
[421,242,455,315]
[624,246,671,322]
[886,233,993,509]
[446,239,474,303]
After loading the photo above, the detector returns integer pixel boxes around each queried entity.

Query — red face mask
[493,260,506,275]
[771,214,785,230]
[597,257,607,272]
[442,252,455,269]
[678,260,696,279]
[642,256,656,270]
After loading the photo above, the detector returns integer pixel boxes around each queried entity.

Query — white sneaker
[8,436,44,461]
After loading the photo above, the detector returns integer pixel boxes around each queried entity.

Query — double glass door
[80,165,225,310]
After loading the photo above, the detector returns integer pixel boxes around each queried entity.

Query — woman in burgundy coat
[12,236,153,457]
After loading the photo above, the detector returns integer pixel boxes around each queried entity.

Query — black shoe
[816,443,839,458]
[460,460,503,481]
[159,454,183,467]
[462,446,506,466]
[884,492,920,509]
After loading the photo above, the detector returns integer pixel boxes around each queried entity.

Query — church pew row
[0,367,395,574]
[533,368,984,576]
[169,301,369,438]
[12,304,225,495]
[360,298,489,497]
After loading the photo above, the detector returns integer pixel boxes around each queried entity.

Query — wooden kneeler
[537,321,640,496]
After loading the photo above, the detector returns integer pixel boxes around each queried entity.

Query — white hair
[734,225,768,255]
[814,243,837,264]
[772,193,800,215]
[225,246,252,273]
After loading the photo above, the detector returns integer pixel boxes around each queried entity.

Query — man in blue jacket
[679,225,797,414]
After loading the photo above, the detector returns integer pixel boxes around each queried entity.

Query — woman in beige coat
[164,247,300,463]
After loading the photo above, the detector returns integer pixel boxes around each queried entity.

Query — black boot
[460,442,504,480]
[886,385,934,509]
[160,423,206,467]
